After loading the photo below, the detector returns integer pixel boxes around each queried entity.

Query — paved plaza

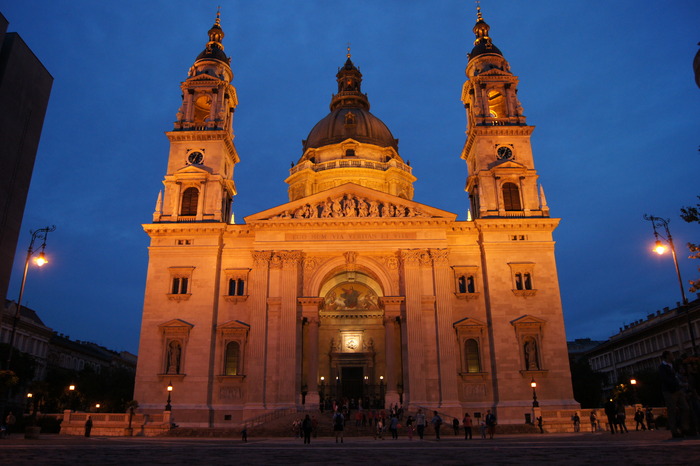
[1,430,700,465]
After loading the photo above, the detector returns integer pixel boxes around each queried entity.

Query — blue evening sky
[3,1,699,354]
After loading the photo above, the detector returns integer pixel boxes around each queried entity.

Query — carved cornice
[167,293,192,302]
[512,289,538,298]
[455,292,480,300]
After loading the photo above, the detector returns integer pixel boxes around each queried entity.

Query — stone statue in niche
[167,340,182,374]
[523,337,539,370]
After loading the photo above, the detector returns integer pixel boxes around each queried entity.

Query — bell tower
[460,6,548,219]
[153,11,239,223]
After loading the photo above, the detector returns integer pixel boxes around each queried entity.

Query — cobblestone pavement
[1,430,699,465]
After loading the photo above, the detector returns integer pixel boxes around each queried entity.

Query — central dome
[286,55,415,202]
[304,107,398,151]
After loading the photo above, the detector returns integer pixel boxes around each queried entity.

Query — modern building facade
[134,9,578,426]
[0,12,53,306]
[587,297,700,391]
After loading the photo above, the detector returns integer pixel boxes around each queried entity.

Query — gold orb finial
[346,42,351,59]
[476,1,483,21]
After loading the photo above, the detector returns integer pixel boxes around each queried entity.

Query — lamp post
[4,225,56,371]
[644,214,697,354]
[165,381,173,411]
[530,378,539,408]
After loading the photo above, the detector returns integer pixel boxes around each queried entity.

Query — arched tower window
[488,90,507,118]
[464,339,481,373]
[225,341,240,375]
[180,187,199,216]
[502,182,521,211]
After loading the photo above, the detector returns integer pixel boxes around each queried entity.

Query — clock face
[496,146,513,160]
[187,151,204,164]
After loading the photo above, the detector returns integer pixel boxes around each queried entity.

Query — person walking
[659,350,690,438]
[302,414,313,444]
[406,415,414,440]
[333,410,345,443]
[84,415,93,437]
[616,402,628,433]
[604,399,617,434]
[645,407,655,430]
[4,412,16,437]
[572,413,580,432]
[485,410,496,439]
[430,411,443,440]
[537,416,544,433]
[463,413,473,439]
[389,414,399,439]
[634,408,646,431]
[452,417,460,436]
[589,410,598,432]
[415,409,426,440]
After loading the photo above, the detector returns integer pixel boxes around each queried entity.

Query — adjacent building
[587,297,700,391]
[134,9,578,427]
[0,12,53,306]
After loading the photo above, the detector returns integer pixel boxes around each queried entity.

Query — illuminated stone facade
[134,10,578,427]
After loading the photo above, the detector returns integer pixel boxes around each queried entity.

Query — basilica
[133,9,578,427]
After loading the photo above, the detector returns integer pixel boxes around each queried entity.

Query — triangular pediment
[510,314,547,328]
[489,159,527,171]
[174,164,213,175]
[453,317,487,329]
[245,183,457,222]
[158,319,194,330]
[218,319,250,330]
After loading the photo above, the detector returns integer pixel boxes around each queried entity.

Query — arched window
[225,341,240,376]
[180,187,199,216]
[502,182,521,211]
[465,339,481,373]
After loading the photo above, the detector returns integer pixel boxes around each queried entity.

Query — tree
[569,357,605,408]
[680,196,700,292]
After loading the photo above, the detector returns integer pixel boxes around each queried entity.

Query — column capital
[251,250,272,266]
[429,248,450,266]
[379,296,404,312]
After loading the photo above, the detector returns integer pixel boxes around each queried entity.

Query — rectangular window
[172,277,188,294]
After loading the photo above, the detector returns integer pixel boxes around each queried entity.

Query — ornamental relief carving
[251,250,272,266]
[429,248,449,265]
[399,249,425,266]
[267,193,428,220]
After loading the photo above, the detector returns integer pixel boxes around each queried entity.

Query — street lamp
[4,226,56,370]
[530,378,539,408]
[165,381,173,411]
[644,214,697,354]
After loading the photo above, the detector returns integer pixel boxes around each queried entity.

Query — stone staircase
[162,409,540,438]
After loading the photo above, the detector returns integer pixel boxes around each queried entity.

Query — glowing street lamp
[4,225,56,370]
[530,378,539,408]
[644,214,696,354]
[165,381,173,411]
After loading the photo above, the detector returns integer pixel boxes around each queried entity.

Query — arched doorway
[317,273,387,410]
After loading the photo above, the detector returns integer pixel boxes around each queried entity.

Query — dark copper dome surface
[303,107,398,151]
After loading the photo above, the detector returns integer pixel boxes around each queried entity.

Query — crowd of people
[292,401,499,443]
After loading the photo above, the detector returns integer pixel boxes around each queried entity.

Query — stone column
[400,249,427,405]
[383,314,399,407]
[277,251,303,407]
[245,251,271,411]
[298,298,322,408]
[430,249,460,408]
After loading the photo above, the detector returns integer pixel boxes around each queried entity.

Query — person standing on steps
[485,410,496,439]
[463,413,473,439]
[333,410,345,443]
[430,411,443,440]
[302,414,313,444]
[415,409,426,440]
